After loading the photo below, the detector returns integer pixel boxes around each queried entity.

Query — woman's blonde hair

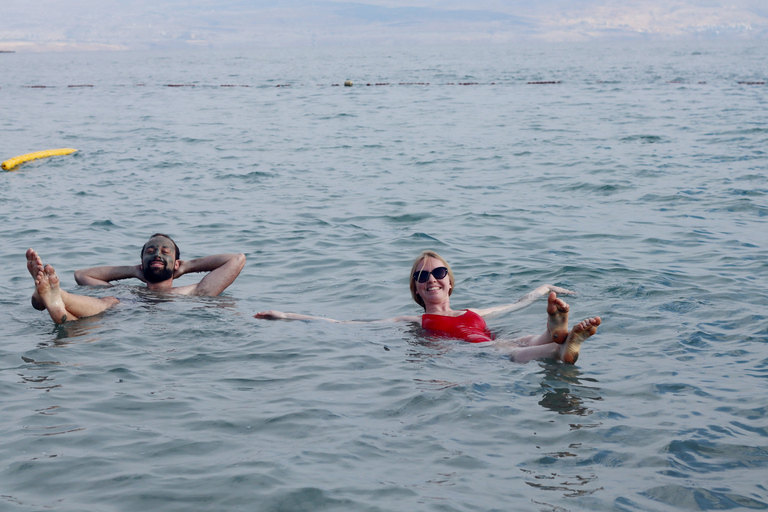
[409,250,454,309]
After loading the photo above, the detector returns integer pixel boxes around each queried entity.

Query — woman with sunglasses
[255,250,600,364]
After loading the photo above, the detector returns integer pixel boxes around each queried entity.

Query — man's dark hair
[141,233,180,260]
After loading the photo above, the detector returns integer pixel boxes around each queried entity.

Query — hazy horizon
[2,0,767,52]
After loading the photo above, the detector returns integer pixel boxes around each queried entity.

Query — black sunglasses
[413,267,449,283]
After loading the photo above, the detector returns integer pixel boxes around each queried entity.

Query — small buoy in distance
[344,80,353,87]
[2,148,77,171]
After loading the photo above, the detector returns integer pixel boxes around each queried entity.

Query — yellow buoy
[2,148,77,171]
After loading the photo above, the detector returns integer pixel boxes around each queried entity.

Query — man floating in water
[27,233,246,324]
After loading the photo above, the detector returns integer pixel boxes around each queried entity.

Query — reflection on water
[403,325,456,362]
[45,314,106,346]
[17,369,60,393]
[517,363,607,502]
[536,362,603,420]
[524,470,603,500]
[413,378,472,391]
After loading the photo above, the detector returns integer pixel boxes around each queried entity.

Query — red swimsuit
[421,310,493,343]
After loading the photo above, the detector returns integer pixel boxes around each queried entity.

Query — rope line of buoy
[2,148,77,171]
[4,79,762,90]
[1,79,763,93]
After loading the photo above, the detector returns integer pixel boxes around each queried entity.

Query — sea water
[0,41,766,511]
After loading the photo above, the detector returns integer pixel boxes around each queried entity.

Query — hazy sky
[2,0,767,51]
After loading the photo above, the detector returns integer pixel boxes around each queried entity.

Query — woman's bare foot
[559,316,601,364]
[547,292,570,344]
[36,264,73,324]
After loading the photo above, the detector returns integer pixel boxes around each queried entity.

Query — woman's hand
[254,310,291,320]
[546,285,576,295]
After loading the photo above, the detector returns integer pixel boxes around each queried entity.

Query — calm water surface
[1,41,767,511]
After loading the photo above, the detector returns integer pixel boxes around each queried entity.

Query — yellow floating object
[2,148,77,171]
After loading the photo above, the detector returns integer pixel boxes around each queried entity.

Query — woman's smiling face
[414,257,452,305]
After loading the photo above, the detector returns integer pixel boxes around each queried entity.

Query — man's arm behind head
[74,265,145,286]
[177,253,246,296]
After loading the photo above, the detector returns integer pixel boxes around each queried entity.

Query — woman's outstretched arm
[254,310,420,324]
[470,285,575,318]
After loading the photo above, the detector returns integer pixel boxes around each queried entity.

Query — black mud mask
[142,243,175,283]
[143,263,174,283]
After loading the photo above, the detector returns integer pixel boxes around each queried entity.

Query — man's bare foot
[36,264,72,324]
[559,316,601,364]
[547,292,570,344]
[26,248,43,276]
[27,249,46,310]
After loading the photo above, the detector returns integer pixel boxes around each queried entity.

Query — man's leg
[28,249,118,324]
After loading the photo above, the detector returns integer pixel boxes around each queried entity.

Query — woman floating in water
[256,250,601,364]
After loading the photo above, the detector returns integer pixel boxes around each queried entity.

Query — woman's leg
[497,316,601,364]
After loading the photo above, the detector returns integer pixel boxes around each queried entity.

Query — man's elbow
[73,270,87,285]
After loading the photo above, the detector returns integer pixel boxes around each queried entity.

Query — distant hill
[2,0,766,51]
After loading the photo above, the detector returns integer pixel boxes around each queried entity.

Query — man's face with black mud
[141,236,177,283]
